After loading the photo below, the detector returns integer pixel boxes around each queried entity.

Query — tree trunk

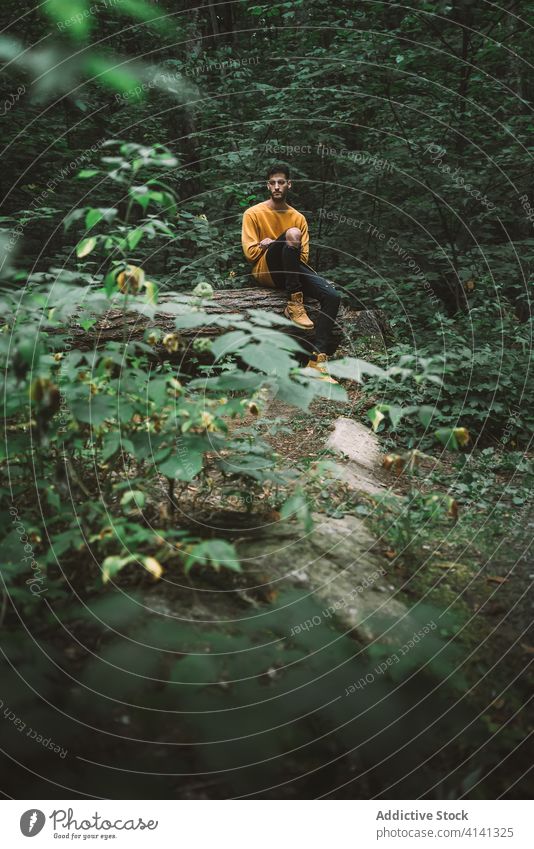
[64,288,390,360]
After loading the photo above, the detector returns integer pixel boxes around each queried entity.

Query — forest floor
[143,366,534,798]
[238,382,534,669]
[3,361,532,800]
[227,383,534,797]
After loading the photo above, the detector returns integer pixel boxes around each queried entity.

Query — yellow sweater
[241,201,315,287]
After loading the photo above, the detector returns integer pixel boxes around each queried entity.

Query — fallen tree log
[62,287,390,359]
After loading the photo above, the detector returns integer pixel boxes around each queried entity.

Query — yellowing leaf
[102,555,131,584]
[448,498,459,520]
[143,556,163,580]
[163,333,180,352]
[383,453,405,475]
[117,264,144,294]
[76,236,97,258]
[368,407,385,432]
[144,279,158,304]
[454,427,470,447]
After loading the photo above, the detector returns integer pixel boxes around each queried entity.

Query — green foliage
[370,489,458,564]
[280,487,313,532]
[0,0,532,800]
[0,136,354,608]
[183,539,241,575]
[0,585,467,798]
[358,299,533,446]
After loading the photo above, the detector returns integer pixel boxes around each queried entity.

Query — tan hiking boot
[284,292,314,329]
[306,352,339,384]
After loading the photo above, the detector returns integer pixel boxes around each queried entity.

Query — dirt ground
[233,388,534,798]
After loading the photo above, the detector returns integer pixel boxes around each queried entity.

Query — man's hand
[258,238,274,250]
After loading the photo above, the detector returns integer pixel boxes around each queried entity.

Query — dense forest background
[0,0,532,801]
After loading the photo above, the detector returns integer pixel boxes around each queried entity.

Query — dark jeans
[264,231,341,354]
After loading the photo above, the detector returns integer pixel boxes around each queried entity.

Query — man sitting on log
[241,161,340,383]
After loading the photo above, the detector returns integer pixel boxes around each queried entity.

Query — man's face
[266,171,291,202]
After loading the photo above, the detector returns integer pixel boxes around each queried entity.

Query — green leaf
[46,0,92,38]
[78,592,143,628]
[127,228,144,250]
[418,406,435,427]
[103,270,118,297]
[190,372,262,393]
[184,539,241,575]
[86,55,141,94]
[78,318,96,331]
[144,280,158,304]
[274,375,320,409]
[63,208,85,230]
[102,555,134,584]
[129,432,163,460]
[120,490,146,510]
[45,487,62,511]
[110,0,166,27]
[218,453,273,478]
[435,428,458,450]
[130,186,151,210]
[146,378,168,406]
[76,236,97,258]
[85,208,117,229]
[101,431,120,461]
[211,331,250,360]
[158,449,203,481]
[173,311,212,329]
[280,490,313,533]
[77,169,99,179]
[69,394,116,426]
[386,405,404,429]
[328,357,387,381]
[241,342,295,374]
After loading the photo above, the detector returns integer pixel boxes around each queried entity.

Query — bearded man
[241,161,340,382]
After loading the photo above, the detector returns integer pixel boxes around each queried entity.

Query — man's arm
[299,215,310,264]
[241,210,263,264]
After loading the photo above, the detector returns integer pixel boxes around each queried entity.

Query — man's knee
[285,227,302,247]
[323,281,341,305]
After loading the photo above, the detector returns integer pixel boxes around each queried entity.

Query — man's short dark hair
[266,162,290,180]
